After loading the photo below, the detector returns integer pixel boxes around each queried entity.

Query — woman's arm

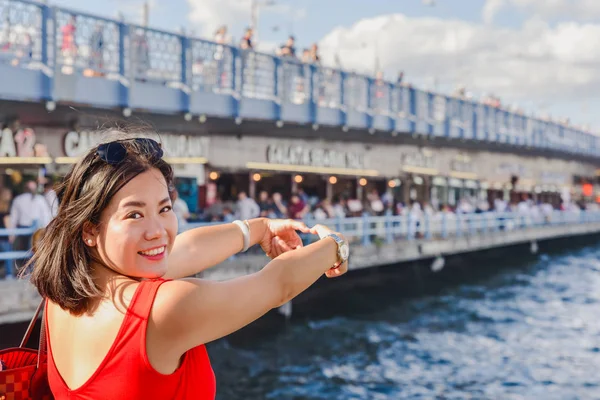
[151,227,347,356]
[164,218,268,280]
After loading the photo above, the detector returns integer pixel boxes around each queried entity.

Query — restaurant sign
[266,145,366,170]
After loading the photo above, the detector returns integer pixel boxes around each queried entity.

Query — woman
[28,135,349,399]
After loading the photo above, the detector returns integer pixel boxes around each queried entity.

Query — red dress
[46,279,216,399]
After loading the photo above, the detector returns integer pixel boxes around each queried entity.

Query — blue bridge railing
[1,211,599,279]
[186,210,600,248]
[0,0,597,158]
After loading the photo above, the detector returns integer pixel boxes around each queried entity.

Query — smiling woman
[25,128,349,399]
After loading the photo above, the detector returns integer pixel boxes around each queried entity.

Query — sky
[48,0,600,132]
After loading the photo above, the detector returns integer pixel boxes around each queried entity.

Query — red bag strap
[37,300,47,368]
[20,298,45,348]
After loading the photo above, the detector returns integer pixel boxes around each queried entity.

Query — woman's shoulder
[47,278,142,317]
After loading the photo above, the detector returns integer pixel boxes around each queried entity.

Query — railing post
[483,212,488,233]
[366,76,374,130]
[425,214,432,239]
[40,4,51,99]
[340,70,347,128]
[362,213,370,246]
[180,35,190,112]
[231,47,238,94]
[441,213,448,238]
[387,82,394,115]
[118,21,129,108]
[273,57,281,120]
[385,214,393,244]
[309,64,317,124]
[335,216,342,234]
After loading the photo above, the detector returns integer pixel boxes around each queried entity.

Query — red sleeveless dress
[46,279,216,399]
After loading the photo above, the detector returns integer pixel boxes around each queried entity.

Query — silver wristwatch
[326,233,349,265]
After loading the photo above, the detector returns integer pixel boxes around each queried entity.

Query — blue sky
[49,0,600,132]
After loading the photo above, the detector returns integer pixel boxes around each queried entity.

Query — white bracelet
[232,220,251,252]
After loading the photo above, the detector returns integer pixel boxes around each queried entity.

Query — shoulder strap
[38,300,47,368]
[20,298,45,348]
[128,279,171,319]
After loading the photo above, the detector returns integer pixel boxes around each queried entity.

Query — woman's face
[90,168,177,279]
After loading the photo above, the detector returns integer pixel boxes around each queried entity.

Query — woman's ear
[82,221,99,247]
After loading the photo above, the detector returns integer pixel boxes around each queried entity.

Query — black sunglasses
[96,138,163,165]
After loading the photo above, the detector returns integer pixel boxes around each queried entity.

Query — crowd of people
[190,187,593,233]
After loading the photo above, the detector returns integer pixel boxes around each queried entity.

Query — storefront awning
[54,157,208,165]
[0,157,53,165]
[402,166,438,176]
[245,162,379,177]
[449,171,478,180]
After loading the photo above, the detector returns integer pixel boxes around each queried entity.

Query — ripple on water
[210,244,600,400]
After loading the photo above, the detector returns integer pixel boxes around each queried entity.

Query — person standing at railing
[309,43,320,64]
[277,36,296,58]
[9,180,52,270]
[213,25,231,90]
[239,27,254,50]
[0,188,13,278]
[26,133,348,399]
[258,190,278,219]
[85,23,104,77]
[288,193,310,220]
[172,188,190,232]
[60,15,77,74]
[239,28,255,94]
[271,192,288,218]
[132,29,150,82]
[236,191,260,221]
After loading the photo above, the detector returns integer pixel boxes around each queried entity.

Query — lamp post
[250,0,276,45]
[422,0,459,89]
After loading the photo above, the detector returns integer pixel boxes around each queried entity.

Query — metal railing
[1,211,599,279]
[187,210,600,247]
[0,224,36,278]
[0,0,597,158]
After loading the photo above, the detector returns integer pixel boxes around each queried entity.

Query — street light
[422,0,459,89]
[251,0,276,44]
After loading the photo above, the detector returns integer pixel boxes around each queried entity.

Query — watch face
[340,244,350,260]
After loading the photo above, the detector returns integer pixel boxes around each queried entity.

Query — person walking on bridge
[10,180,52,270]
[26,132,349,399]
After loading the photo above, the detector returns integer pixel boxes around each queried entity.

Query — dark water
[207,244,600,400]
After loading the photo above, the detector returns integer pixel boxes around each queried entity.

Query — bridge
[0,0,598,160]
[2,210,600,324]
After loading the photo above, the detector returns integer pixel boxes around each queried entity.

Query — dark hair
[28,131,174,315]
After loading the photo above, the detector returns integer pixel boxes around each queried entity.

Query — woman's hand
[310,224,349,279]
[259,219,312,259]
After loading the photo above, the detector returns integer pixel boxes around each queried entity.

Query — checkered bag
[0,300,53,400]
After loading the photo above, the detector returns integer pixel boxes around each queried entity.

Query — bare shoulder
[149,279,206,332]
[148,270,285,353]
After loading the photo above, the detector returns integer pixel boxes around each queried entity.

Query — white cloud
[317,13,600,127]
[185,0,306,39]
[186,0,250,38]
[483,0,600,24]
[482,0,505,24]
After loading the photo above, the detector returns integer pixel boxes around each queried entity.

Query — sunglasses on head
[96,138,163,165]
